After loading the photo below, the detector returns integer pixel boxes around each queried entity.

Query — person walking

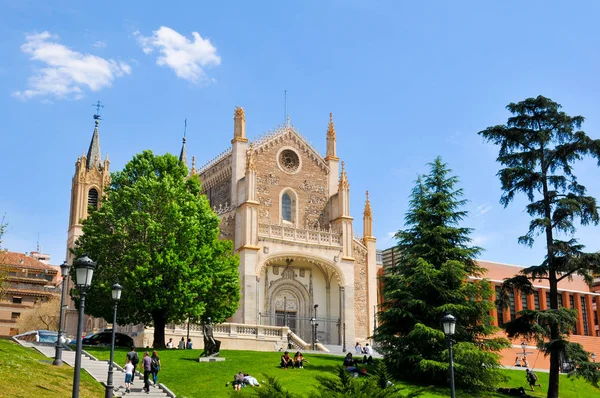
[142,351,152,394]
[151,350,161,387]
[526,368,542,391]
[124,358,134,394]
[126,346,139,383]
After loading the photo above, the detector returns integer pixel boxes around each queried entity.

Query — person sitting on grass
[525,368,541,391]
[294,351,307,368]
[343,352,355,367]
[281,351,293,369]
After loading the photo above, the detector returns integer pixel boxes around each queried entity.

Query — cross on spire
[93,100,105,120]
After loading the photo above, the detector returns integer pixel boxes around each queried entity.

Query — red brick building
[0,251,60,336]
[379,249,600,370]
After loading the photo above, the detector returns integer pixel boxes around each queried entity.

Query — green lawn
[1,339,104,398]
[85,347,600,398]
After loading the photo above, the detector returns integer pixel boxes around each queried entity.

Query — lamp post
[442,314,456,398]
[53,261,70,366]
[105,283,123,398]
[310,317,316,350]
[313,304,319,345]
[592,353,596,362]
[72,254,96,398]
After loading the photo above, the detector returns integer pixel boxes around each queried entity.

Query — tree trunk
[152,315,166,349]
[547,273,560,398]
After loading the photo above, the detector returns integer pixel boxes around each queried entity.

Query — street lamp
[313,304,319,345]
[310,317,316,350]
[442,314,456,398]
[105,283,123,398]
[53,261,70,366]
[72,254,96,398]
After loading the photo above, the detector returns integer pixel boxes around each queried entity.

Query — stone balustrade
[258,223,342,247]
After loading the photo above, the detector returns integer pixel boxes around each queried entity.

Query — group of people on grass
[166,337,193,349]
[280,351,308,369]
[124,345,161,394]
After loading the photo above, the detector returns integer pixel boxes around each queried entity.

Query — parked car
[78,331,134,347]
[14,330,59,344]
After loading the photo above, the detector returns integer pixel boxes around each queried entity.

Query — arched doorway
[257,255,346,345]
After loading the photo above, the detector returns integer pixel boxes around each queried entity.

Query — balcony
[258,223,342,248]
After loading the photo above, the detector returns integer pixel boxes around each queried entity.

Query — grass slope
[1,339,104,398]
[86,347,600,398]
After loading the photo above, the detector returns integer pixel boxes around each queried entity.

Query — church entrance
[259,258,344,346]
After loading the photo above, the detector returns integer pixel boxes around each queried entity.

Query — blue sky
[1,1,600,268]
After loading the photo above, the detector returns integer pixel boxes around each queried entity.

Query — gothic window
[88,188,99,209]
[282,193,292,222]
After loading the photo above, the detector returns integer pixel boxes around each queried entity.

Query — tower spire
[86,102,103,171]
[325,112,338,161]
[339,161,349,190]
[179,119,188,168]
[363,190,373,239]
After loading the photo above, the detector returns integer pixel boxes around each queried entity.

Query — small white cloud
[472,234,489,246]
[475,203,492,217]
[134,26,221,84]
[92,40,106,48]
[14,31,131,100]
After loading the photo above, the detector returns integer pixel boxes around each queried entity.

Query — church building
[65,107,380,347]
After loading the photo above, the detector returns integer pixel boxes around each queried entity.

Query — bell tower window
[88,188,99,209]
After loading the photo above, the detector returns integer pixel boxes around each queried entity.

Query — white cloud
[14,32,131,100]
[475,203,492,217]
[134,26,221,84]
[92,40,107,48]
[472,234,489,246]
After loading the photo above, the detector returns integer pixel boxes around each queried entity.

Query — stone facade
[65,108,381,347]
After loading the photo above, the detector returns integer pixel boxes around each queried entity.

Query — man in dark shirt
[142,351,152,393]
[126,346,139,383]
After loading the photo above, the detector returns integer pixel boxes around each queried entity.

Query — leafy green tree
[478,95,600,398]
[72,151,240,348]
[375,157,509,390]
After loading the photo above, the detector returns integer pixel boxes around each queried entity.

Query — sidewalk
[15,340,176,397]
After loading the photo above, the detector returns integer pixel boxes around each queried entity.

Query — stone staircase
[14,340,175,397]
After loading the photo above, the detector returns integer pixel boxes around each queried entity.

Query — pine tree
[479,96,600,397]
[375,157,508,390]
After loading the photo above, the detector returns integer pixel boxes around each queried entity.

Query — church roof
[86,120,102,170]
[252,124,329,171]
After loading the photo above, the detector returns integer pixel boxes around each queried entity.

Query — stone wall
[206,177,231,209]
[353,240,369,339]
[219,213,235,240]
[254,135,329,229]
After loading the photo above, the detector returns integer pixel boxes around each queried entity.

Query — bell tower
[66,117,110,262]
[64,109,110,336]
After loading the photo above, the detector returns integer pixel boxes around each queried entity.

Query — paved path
[15,340,175,397]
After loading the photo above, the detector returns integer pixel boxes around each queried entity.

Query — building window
[88,188,99,209]
[11,312,20,319]
[581,297,589,336]
[509,291,516,320]
[12,297,22,304]
[521,292,528,311]
[280,190,297,223]
[495,286,504,327]
[534,291,540,310]
[569,295,575,309]
[558,294,563,308]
